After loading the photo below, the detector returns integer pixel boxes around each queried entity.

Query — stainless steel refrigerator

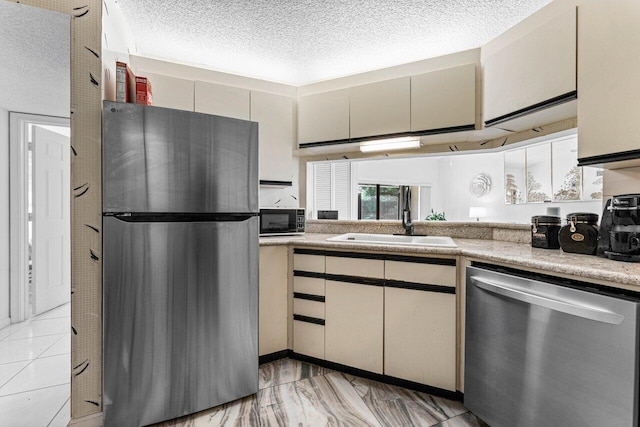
[102,101,259,427]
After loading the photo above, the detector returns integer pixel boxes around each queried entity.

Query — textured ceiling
[0,2,69,117]
[117,0,552,84]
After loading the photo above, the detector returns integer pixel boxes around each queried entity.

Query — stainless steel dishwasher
[465,264,640,427]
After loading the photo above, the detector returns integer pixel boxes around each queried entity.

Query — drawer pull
[293,292,325,302]
[293,314,325,325]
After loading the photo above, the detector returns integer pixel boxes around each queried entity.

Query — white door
[32,125,70,315]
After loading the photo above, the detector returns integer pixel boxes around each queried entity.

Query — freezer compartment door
[103,216,259,427]
[103,101,258,213]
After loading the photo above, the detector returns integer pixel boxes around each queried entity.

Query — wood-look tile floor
[155,358,488,427]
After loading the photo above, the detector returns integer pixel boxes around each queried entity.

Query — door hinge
[28,213,33,222]
[28,142,33,151]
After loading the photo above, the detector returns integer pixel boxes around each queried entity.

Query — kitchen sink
[327,233,457,247]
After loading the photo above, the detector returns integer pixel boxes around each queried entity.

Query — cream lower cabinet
[292,250,457,390]
[258,246,288,356]
[325,280,384,374]
[293,320,324,359]
[293,286,325,359]
[384,287,456,391]
[293,250,326,359]
[384,257,457,391]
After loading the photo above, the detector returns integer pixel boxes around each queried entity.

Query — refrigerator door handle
[108,213,259,222]
[470,276,624,325]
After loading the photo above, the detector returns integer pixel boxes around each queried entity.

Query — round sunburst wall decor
[470,173,492,197]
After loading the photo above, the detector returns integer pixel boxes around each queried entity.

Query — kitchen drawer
[293,320,324,359]
[294,254,325,273]
[293,298,325,319]
[326,256,384,279]
[293,276,325,296]
[385,260,456,287]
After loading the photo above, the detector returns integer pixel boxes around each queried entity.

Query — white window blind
[312,162,351,219]
[332,162,351,219]
[314,163,332,211]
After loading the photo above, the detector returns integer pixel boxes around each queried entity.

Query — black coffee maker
[598,194,640,262]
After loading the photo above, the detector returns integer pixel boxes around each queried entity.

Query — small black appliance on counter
[600,194,640,262]
[318,210,338,220]
[259,208,305,236]
[531,215,561,249]
[559,212,599,255]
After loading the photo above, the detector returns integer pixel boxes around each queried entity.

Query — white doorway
[0,3,71,425]
[10,113,71,322]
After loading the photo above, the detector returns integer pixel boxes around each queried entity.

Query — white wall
[102,0,138,101]
[438,151,601,223]
[259,157,300,208]
[0,107,10,327]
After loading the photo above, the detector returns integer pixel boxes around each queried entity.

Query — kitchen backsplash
[305,220,531,244]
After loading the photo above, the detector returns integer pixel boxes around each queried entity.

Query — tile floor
[0,311,487,427]
[155,358,488,427]
[0,303,70,427]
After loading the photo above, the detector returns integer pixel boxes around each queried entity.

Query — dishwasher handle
[470,276,624,325]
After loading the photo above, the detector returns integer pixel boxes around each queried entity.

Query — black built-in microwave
[259,208,305,236]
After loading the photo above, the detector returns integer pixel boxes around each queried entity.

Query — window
[358,184,377,220]
[357,184,401,220]
[504,134,602,204]
[310,162,351,219]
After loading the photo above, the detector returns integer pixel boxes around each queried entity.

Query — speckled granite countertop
[259,233,640,289]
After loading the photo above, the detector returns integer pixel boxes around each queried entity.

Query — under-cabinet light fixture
[359,136,421,153]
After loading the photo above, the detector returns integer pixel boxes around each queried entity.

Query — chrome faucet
[402,186,414,235]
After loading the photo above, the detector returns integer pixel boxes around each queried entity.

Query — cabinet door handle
[470,276,624,325]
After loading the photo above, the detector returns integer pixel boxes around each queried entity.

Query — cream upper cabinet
[142,72,194,111]
[482,8,576,127]
[298,89,350,144]
[349,77,411,138]
[411,64,476,132]
[194,81,250,120]
[578,0,640,165]
[250,91,295,182]
[258,246,288,356]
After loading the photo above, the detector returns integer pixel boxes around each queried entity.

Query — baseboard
[68,412,103,427]
[258,349,292,365]
[0,317,10,330]
[290,352,463,402]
